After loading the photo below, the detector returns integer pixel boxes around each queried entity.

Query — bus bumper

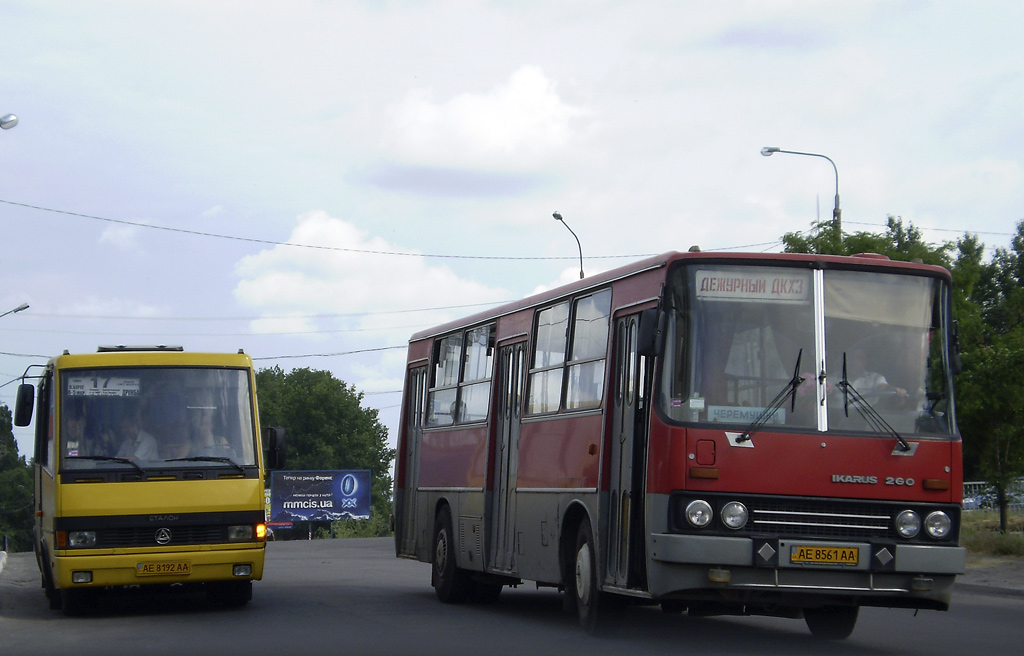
[53,546,266,589]
[648,533,965,610]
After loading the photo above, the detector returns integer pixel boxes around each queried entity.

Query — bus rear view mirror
[14,383,34,427]
[263,426,287,470]
[637,307,663,357]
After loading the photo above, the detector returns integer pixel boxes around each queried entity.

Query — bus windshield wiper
[65,455,145,474]
[838,353,911,452]
[736,349,803,443]
[165,455,245,473]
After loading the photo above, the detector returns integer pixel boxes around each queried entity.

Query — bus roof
[48,349,255,370]
[408,250,952,343]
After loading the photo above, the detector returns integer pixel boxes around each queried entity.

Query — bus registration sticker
[136,561,191,576]
[790,545,859,567]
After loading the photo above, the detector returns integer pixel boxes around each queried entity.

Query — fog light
[925,511,952,539]
[233,564,253,577]
[228,525,254,541]
[895,510,921,538]
[72,571,93,584]
[686,500,713,528]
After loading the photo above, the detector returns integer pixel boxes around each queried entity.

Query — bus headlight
[228,525,254,542]
[685,500,713,528]
[895,510,921,538]
[925,511,952,539]
[720,501,748,530]
[67,531,97,548]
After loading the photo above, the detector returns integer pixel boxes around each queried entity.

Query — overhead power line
[0,198,653,261]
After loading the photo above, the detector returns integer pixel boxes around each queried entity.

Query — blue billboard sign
[269,470,371,525]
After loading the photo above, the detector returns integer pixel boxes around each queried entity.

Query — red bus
[393,251,965,639]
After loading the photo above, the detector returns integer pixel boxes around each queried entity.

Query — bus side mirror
[637,308,663,357]
[14,383,34,427]
[263,426,287,470]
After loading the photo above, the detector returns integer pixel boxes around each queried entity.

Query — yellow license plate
[136,561,191,577]
[790,546,859,566]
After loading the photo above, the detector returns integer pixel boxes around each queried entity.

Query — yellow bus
[13,346,285,615]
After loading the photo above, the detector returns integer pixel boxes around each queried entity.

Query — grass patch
[960,510,1024,557]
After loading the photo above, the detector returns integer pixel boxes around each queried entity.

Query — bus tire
[432,505,469,603]
[573,519,600,632]
[804,605,859,640]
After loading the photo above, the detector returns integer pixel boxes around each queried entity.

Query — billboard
[269,470,371,525]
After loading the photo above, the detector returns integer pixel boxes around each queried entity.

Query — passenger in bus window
[115,405,159,461]
[64,398,87,456]
[91,423,120,457]
[847,345,908,402]
[192,410,235,458]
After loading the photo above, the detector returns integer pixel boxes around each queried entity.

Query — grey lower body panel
[647,532,964,610]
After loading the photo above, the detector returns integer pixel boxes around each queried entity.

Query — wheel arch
[559,500,592,587]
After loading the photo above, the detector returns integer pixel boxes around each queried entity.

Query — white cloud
[381,65,591,169]
[98,224,143,250]
[233,210,509,342]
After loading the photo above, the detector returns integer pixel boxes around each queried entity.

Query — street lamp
[760,146,841,242]
[552,212,584,279]
[1,114,17,130]
[0,302,29,319]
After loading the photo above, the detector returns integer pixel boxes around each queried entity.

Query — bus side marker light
[708,568,731,584]
[922,479,950,491]
[689,467,719,480]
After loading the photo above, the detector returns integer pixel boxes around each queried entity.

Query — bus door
[608,313,650,588]
[488,341,525,573]
[399,366,426,557]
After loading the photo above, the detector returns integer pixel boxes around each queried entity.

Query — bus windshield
[60,367,257,469]
[658,263,955,437]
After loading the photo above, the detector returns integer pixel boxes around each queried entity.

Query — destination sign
[696,270,811,303]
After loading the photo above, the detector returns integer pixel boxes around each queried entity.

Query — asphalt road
[1,538,1022,656]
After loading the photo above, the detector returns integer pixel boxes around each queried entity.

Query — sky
[2,0,1023,461]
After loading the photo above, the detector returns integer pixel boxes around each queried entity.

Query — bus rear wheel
[804,605,859,639]
[432,505,470,603]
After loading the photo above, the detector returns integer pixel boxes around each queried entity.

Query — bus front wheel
[573,520,600,632]
[432,505,470,603]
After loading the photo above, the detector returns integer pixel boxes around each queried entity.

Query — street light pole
[760,146,841,247]
[0,303,29,320]
[552,212,584,279]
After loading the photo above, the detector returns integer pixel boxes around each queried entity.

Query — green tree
[255,366,395,538]
[783,214,952,266]
[0,404,34,552]
[953,220,1024,531]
